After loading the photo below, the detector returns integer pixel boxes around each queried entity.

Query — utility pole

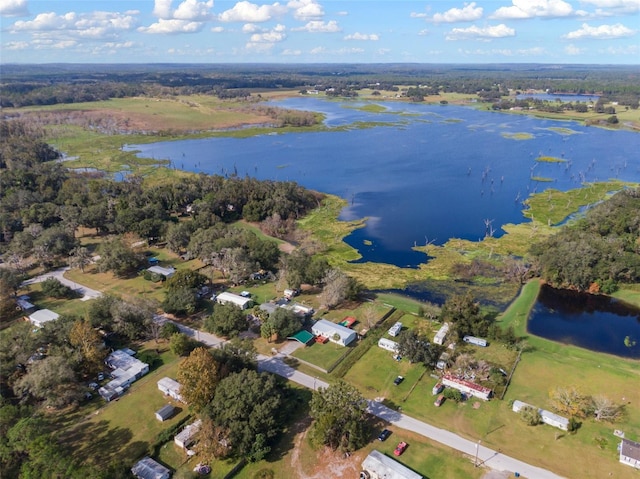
[474,440,481,467]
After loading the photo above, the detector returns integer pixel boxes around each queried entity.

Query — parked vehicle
[393,375,404,386]
[377,429,391,441]
[394,441,408,456]
[434,394,445,407]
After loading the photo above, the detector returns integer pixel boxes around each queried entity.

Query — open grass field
[292,339,352,371]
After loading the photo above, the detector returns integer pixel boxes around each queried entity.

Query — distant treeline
[1,63,639,108]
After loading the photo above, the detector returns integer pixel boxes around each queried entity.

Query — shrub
[520,405,542,426]
[41,277,75,299]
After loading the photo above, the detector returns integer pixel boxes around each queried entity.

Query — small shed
[216,291,253,310]
[311,319,356,346]
[17,295,35,312]
[155,404,175,422]
[28,309,60,328]
[131,457,171,479]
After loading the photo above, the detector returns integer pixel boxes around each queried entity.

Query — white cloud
[344,32,379,41]
[288,0,324,20]
[432,2,483,23]
[564,22,636,38]
[410,12,428,18]
[250,26,286,43]
[282,48,302,55]
[377,48,391,55]
[211,26,224,32]
[219,1,286,23]
[246,42,275,52]
[602,44,639,54]
[565,44,586,54]
[337,47,364,54]
[3,41,29,50]
[446,24,515,40]
[293,20,340,32]
[0,0,28,17]
[153,0,213,20]
[12,10,138,39]
[139,18,203,34]
[580,0,640,14]
[418,29,429,36]
[310,46,326,54]
[242,23,260,32]
[337,11,348,16]
[492,0,573,19]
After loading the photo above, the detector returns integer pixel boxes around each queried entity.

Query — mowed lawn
[61,345,189,469]
[292,339,352,371]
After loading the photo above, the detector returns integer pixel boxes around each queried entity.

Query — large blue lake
[126,98,640,268]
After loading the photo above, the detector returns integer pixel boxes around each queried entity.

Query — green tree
[204,369,284,461]
[162,286,198,316]
[396,329,442,368]
[69,319,105,373]
[160,321,180,339]
[170,332,194,356]
[309,379,369,452]
[96,237,144,277]
[440,293,490,341]
[262,308,301,341]
[204,302,247,337]
[211,338,258,378]
[177,347,219,413]
[15,356,83,408]
[40,277,75,299]
[68,246,92,272]
[165,269,207,291]
[520,405,543,426]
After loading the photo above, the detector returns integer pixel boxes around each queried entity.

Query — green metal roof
[288,330,314,344]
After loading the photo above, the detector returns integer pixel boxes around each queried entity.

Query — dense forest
[2,63,639,108]
[530,188,640,293]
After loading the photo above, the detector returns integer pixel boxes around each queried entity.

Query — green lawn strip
[292,340,351,371]
[501,132,535,140]
[612,285,640,308]
[373,292,431,315]
[536,156,566,163]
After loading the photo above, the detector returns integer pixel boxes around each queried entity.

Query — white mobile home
[311,319,356,346]
[216,291,253,310]
[512,400,569,430]
[433,323,450,345]
[442,373,492,401]
[378,338,399,353]
[28,309,60,328]
[99,350,149,401]
[174,419,202,449]
[147,265,176,279]
[620,438,640,469]
[131,457,171,479]
[362,450,422,479]
[157,377,184,403]
[463,335,488,347]
[388,322,402,337]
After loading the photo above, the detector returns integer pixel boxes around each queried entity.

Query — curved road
[22,266,102,301]
[167,319,564,479]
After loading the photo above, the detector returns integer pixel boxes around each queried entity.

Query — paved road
[22,266,102,301]
[162,317,564,479]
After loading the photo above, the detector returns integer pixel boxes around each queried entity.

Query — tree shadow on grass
[64,419,138,465]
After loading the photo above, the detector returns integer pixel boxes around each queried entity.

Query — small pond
[528,285,640,358]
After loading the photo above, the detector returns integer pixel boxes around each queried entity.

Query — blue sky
[1,0,638,63]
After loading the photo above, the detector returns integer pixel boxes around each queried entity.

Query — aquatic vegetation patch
[535,156,566,163]
[502,132,535,140]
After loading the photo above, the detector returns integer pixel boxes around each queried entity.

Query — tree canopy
[309,379,369,452]
[177,347,219,413]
